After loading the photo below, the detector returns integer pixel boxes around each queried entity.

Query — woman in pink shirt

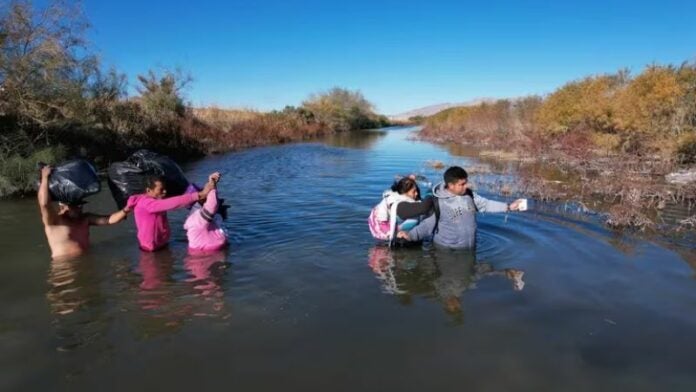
[126,173,217,252]
[184,173,228,253]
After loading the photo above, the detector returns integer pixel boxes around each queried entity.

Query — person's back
[38,166,131,259]
[43,211,90,260]
[184,188,228,252]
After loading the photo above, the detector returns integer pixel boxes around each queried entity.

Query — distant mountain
[389,98,496,121]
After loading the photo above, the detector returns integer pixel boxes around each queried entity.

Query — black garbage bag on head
[44,160,101,206]
[129,150,189,197]
[107,150,189,209]
[107,162,145,209]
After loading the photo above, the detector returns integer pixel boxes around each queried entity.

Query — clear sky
[80,0,696,115]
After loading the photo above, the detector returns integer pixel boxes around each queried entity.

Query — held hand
[199,180,216,200]
[202,180,215,193]
[397,231,410,240]
[508,199,525,211]
[208,172,221,184]
[41,165,53,179]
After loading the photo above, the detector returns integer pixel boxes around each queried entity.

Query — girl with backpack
[368,175,434,245]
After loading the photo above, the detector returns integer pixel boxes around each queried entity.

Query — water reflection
[47,257,101,316]
[369,245,524,321]
[137,249,176,307]
[184,250,228,297]
[131,249,231,336]
[46,256,109,353]
[324,129,387,149]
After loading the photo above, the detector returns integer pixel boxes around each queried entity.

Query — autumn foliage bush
[422,63,696,162]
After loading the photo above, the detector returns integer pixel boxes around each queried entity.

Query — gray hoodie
[407,182,508,249]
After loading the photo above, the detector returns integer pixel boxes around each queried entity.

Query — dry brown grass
[184,107,331,153]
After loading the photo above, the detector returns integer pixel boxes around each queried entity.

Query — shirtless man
[38,165,131,260]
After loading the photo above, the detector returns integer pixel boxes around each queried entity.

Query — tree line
[0,1,387,197]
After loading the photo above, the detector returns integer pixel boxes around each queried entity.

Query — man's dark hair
[144,175,165,190]
[444,166,468,185]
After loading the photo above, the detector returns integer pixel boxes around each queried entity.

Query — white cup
[518,199,528,211]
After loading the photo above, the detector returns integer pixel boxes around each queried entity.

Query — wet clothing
[369,190,432,241]
[396,196,434,219]
[127,192,199,252]
[184,189,228,252]
[407,183,508,249]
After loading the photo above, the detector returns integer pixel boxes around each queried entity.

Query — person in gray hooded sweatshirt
[397,166,524,249]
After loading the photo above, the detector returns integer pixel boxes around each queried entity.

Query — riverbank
[0,99,389,198]
[417,61,696,231]
[420,133,696,232]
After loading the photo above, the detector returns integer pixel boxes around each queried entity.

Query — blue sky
[80,0,696,114]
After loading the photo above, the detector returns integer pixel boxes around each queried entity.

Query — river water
[1,127,695,391]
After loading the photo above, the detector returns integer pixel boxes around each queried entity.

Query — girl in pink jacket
[183,174,228,253]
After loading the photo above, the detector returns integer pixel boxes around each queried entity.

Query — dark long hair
[391,177,421,200]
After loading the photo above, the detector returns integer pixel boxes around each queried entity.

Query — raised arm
[200,172,221,215]
[143,172,219,213]
[143,192,200,213]
[472,192,509,213]
[37,166,58,225]
[201,188,219,215]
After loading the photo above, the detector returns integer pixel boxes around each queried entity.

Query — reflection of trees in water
[323,130,387,149]
[128,249,231,338]
[368,246,524,322]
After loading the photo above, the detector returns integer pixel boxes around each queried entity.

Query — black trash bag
[107,162,145,209]
[42,160,101,206]
[107,150,189,209]
[129,150,189,197]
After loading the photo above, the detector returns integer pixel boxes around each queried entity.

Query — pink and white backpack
[368,190,413,241]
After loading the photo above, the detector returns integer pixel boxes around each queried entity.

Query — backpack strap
[465,188,479,212]
[432,198,441,236]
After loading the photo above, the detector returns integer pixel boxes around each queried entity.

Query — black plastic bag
[43,160,101,206]
[130,150,189,197]
[107,150,189,209]
[107,162,145,209]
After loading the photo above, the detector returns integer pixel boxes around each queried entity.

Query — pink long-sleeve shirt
[127,192,199,252]
[183,189,228,252]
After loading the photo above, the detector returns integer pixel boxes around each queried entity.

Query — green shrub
[0,146,68,197]
[301,87,385,131]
